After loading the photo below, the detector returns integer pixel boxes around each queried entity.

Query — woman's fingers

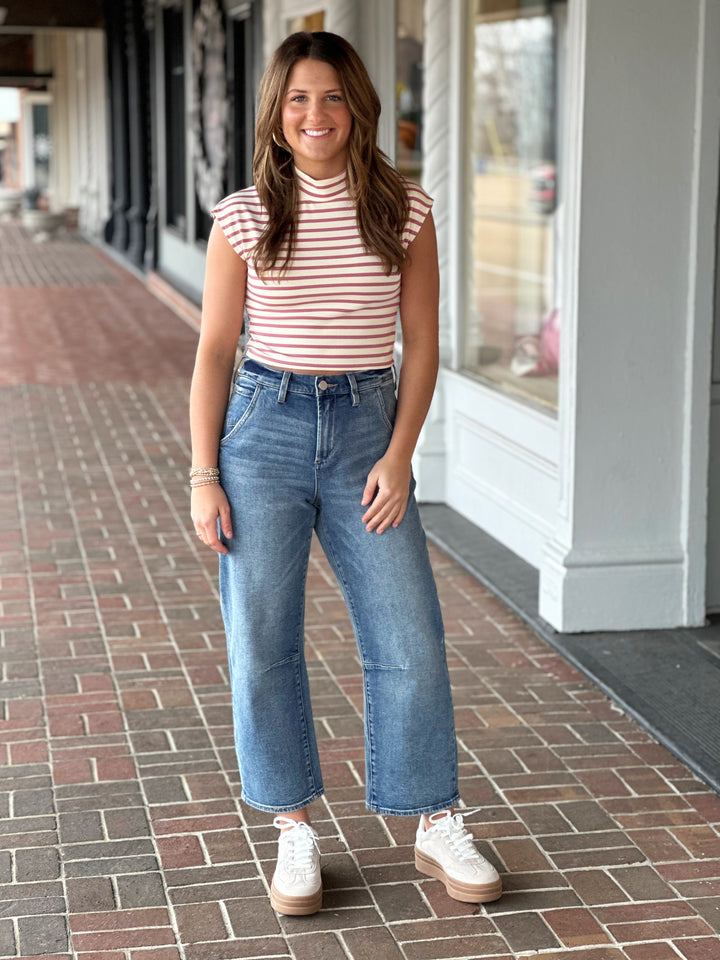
[206,525,229,555]
[363,493,407,533]
[194,520,229,555]
[361,490,387,527]
[219,502,233,540]
[361,471,378,507]
[361,454,412,533]
[191,486,232,554]
[391,501,408,529]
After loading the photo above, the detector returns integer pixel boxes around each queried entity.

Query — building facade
[260,0,720,634]
[3,0,719,634]
[149,0,263,294]
[0,4,109,236]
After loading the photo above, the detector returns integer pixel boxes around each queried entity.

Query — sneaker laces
[426,808,485,863]
[273,817,320,872]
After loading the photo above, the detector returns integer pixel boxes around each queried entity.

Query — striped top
[211,166,433,372]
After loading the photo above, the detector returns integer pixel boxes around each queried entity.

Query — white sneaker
[270,817,322,915]
[415,810,502,903]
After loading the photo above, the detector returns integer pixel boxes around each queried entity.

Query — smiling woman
[280,59,352,179]
[188,29,503,919]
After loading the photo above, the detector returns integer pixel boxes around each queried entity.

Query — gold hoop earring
[272,131,288,151]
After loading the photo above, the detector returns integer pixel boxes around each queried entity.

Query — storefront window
[465,0,566,411]
[396,0,424,183]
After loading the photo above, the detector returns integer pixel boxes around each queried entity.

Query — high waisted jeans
[217,359,459,816]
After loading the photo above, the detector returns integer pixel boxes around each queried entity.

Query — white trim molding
[444,368,559,567]
[542,540,687,632]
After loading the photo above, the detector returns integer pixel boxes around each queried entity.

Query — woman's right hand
[191,484,233,554]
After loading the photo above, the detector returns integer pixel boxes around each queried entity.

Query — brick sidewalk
[1,227,720,959]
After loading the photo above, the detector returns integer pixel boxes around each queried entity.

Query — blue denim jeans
[217,359,459,816]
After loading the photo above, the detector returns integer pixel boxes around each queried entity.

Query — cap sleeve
[211,191,254,261]
[402,181,434,249]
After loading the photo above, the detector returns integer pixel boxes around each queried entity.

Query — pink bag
[509,309,560,378]
[540,308,560,373]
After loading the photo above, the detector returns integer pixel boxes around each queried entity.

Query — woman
[189,31,502,916]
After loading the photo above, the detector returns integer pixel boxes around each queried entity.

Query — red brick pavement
[1,225,720,959]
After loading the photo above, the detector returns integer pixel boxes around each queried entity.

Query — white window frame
[433,0,561,566]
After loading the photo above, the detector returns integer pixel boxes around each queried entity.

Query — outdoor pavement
[1,221,720,960]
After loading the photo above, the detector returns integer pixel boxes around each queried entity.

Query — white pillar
[539,0,719,631]
[262,0,282,65]
[49,33,70,209]
[411,0,462,501]
[325,0,359,48]
[84,30,111,236]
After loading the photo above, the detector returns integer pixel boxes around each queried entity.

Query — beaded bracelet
[189,466,220,489]
[189,467,219,478]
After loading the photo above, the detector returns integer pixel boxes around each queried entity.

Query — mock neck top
[294,166,349,203]
[211,167,433,373]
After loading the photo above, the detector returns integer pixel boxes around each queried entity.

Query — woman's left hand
[361,452,412,534]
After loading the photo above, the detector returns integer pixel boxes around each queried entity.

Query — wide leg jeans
[218,359,459,815]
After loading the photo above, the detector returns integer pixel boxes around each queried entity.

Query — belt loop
[277,370,291,403]
[391,363,398,387]
[347,372,360,406]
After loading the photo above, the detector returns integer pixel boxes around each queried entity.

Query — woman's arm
[361,211,440,533]
[189,221,247,553]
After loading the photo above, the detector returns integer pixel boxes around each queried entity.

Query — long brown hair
[253,31,410,276]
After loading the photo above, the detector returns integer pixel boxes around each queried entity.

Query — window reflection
[466,0,565,411]
[288,12,325,33]
[396,0,424,183]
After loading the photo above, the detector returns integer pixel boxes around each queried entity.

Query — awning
[0,1,104,30]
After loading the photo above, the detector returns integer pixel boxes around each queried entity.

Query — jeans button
[318,379,328,390]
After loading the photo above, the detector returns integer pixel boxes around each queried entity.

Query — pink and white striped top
[211,166,433,372]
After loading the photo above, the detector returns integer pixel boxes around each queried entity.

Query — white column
[681,0,720,620]
[85,30,111,236]
[48,33,72,210]
[71,31,87,212]
[411,0,461,501]
[539,0,719,631]
[325,0,359,47]
[262,0,282,65]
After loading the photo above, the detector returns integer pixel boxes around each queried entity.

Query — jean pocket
[375,382,397,433]
[220,382,261,445]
